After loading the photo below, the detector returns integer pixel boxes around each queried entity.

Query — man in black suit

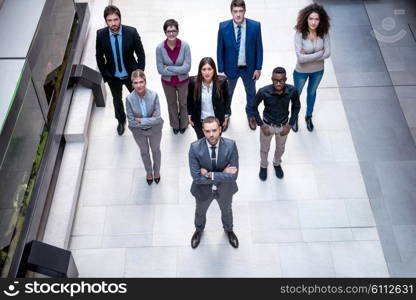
[96,5,145,135]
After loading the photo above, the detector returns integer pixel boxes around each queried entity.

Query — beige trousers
[162,81,189,130]
[260,125,288,168]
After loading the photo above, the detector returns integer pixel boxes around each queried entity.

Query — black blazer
[95,25,145,82]
[187,75,231,125]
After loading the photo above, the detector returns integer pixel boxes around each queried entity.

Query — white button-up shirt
[200,82,215,120]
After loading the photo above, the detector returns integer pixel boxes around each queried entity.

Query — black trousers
[107,77,133,122]
[193,121,205,140]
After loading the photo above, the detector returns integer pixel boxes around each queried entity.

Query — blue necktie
[236,25,241,53]
[113,34,123,73]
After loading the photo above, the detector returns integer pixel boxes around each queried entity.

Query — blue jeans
[227,68,256,117]
[293,69,324,117]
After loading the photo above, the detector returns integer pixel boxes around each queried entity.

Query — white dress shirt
[200,82,215,120]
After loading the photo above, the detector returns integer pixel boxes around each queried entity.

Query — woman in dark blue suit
[187,57,231,139]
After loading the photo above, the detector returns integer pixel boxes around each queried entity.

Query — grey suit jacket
[126,88,164,128]
[189,137,239,199]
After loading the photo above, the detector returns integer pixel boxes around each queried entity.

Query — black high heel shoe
[146,177,153,185]
[154,176,161,184]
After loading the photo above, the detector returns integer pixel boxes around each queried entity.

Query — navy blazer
[217,18,263,78]
[96,25,145,82]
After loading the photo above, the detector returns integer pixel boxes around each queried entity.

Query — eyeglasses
[271,78,286,84]
[165,30,178,35]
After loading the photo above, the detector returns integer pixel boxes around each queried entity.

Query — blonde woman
[126,70,164,185]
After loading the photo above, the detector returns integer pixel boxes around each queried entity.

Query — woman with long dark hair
[293,3,331,132]
[187,57,231,139]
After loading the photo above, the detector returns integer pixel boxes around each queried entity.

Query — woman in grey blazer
[156,19,191,134]
[126,70,164,185]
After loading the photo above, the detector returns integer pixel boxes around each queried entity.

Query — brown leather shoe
[248,117,257,130]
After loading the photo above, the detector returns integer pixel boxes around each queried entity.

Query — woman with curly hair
[293,3,331,132]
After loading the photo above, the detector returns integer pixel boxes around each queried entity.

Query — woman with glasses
[187,57,231,139]
[156,19,192,135]
[293,3,331,132]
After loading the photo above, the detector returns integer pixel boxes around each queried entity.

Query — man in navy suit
[96,5,145,136]
[217,0,263,130]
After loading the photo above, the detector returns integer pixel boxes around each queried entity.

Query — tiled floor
[69,0,390,277]
[324,0,416,277]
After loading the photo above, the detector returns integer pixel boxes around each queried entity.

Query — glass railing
[0,0,77,277]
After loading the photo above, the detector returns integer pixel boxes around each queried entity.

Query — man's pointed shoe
[248,117,257,130]
[191,231,202,249]
[117,121,125,136]
[227,231,239,248]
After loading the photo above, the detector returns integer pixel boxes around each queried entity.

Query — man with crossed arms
[189,116,239,249]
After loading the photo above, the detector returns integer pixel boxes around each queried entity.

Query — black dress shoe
[179,128,186,134]
[259,167,267,181]
[226,231,239,248]
[173,128,180,134]
[248,117,257,130]
[191,231,202,249]
[292,118,298,132]
[274,165,284,179]
[117,121,125,136]
[305,116,314,132]
[146,178,153,185]
[154,176,160,184]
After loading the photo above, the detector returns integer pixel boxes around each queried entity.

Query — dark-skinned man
[253,67,301,181]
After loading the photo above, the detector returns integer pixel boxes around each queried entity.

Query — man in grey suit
[188,116,239,249]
